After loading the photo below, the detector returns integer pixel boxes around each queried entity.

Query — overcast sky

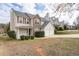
[0,3,79,25]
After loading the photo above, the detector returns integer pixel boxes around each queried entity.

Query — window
[19,17,22,23]
[23,17,26,24]
[35,19,39,24]
[17,16,22,23]
[27,19,30,24]
[17,16,19,23]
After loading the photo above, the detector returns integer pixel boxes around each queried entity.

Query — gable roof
[41,16,55,29]
[12,9,42,20]
[41,21,50,29]
[12,9,35,18]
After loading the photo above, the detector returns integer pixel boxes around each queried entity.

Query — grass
[0,33,79,56]
[0,36,79,56]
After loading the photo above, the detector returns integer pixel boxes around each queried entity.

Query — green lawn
[0,36,79,56]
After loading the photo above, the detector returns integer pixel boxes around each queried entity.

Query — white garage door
[44,23,54,37]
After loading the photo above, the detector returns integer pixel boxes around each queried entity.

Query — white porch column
[17,28,20,39]
[27,28,29,36]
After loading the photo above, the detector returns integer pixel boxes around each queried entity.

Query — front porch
[16,27,33,39]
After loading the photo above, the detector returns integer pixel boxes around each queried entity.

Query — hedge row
[35,31,45,37]
[7,31,45,40]
[20,35,34,40]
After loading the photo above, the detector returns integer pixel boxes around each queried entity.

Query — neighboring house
[10,9,54,39]
[0,27,4,33]
[0,25,4,33]
[67,25,76,30]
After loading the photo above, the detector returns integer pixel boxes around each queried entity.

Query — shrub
[58,27,64,31]
[35,31,45,37]
[64,25,68,30]
[20,35,34,40]
[25,36,29,40]
[7,31,16,39]
[30,36,34,39]
[20,35,25,40]
[20,36,30,40]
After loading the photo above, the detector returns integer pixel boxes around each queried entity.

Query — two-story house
[10,9,54,39]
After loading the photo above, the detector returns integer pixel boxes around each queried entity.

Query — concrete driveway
[36,34,79,39]
[51,34,79,39]
[35,34,79,40]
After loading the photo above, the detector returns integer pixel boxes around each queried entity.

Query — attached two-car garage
[43,22,54,37]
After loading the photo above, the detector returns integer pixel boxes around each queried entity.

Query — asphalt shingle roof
[12,9,34,18]
[41,21,49,29]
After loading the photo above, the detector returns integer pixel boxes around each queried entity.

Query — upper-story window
[17,16,22,23]
[27,19,30,24]
[35,19,40,24]
[19,20,22,23]
[17,16,19,23]
[17,16,31,24]
[23,17,26,24]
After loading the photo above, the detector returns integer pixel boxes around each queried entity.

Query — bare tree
[76,16,79,29]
